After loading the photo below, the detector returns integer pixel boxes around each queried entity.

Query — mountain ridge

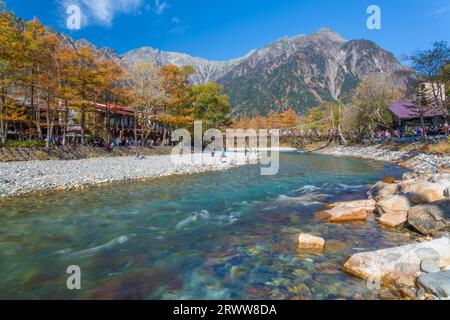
[60,28,414,116]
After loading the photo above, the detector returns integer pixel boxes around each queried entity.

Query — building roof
[94,103,134,116]
[389,100,444,120]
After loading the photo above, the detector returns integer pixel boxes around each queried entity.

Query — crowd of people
[282,129,341,139]
[365,123,450,143]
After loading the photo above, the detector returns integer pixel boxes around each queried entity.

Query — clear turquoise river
[0,153,417,300]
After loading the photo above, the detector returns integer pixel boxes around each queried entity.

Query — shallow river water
[0,153,416,300]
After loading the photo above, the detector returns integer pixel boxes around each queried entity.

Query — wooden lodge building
[7,98,165,144]
[389,100,446,130]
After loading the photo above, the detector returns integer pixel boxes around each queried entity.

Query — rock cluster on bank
[326,145,450,174]
[311,145,450,299]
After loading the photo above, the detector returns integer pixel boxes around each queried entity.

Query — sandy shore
[0,152,258,198]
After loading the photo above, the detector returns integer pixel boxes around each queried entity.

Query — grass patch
[0,140,45,148]
[423,138,450,156]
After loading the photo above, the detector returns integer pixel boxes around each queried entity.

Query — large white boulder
[400,174,450,204]
[377,195,411,214]
[343,237,450,288]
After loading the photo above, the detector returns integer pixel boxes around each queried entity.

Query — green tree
[301,107,330,131]
[191,82,231,130]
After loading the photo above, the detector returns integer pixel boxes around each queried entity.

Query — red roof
[94,103,134,115]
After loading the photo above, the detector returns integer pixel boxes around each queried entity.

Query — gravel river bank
[0,152,258,198]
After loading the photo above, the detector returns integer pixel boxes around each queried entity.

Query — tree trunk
[420,114,426,138]
[49,112,55,149]
[81,105,86,145]
[46,101,51,149]
[0,117,5,144]
[36,102,42,140]
[141,114,145,146]
[0,95,7,144]
[133,111,138,144]
[62,101,69,146]
[337,103,347,145]
[163,125,168,146]
[93,110,98,141]
[104,103,111,143]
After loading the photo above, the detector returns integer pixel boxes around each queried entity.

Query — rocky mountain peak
[59,28,413,116]
[311,27,348,43]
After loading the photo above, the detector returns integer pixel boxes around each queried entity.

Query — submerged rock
[417,270,450,298]
[297,233,325,251]
[407,200,450,236]
[343,237,450,289]
[316,199,375,223]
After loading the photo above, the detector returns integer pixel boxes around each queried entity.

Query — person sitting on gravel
[135,153,145,160]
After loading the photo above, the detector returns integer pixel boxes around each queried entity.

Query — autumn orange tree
[72,46,102,145]
[34,32,65,148]
[279,108,299,129]
[97,59,127,142]
[22,18,47,140]
[233,109,299,131]
[159,64,195,127]
[55,44,79,146]
[0,3,27,143]
[158,64,195,143]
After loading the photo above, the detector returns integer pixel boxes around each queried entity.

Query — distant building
[389,100,445,130]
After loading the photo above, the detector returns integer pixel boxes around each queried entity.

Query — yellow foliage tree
[0,7,27,143]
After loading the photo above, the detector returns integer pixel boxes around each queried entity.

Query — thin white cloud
[170,16,187,35]
[154,0,168,15]
[427,6,449,15]
[169,25,188,35]
[62,0,144,27]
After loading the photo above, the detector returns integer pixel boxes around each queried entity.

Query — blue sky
[4,0,450,61]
